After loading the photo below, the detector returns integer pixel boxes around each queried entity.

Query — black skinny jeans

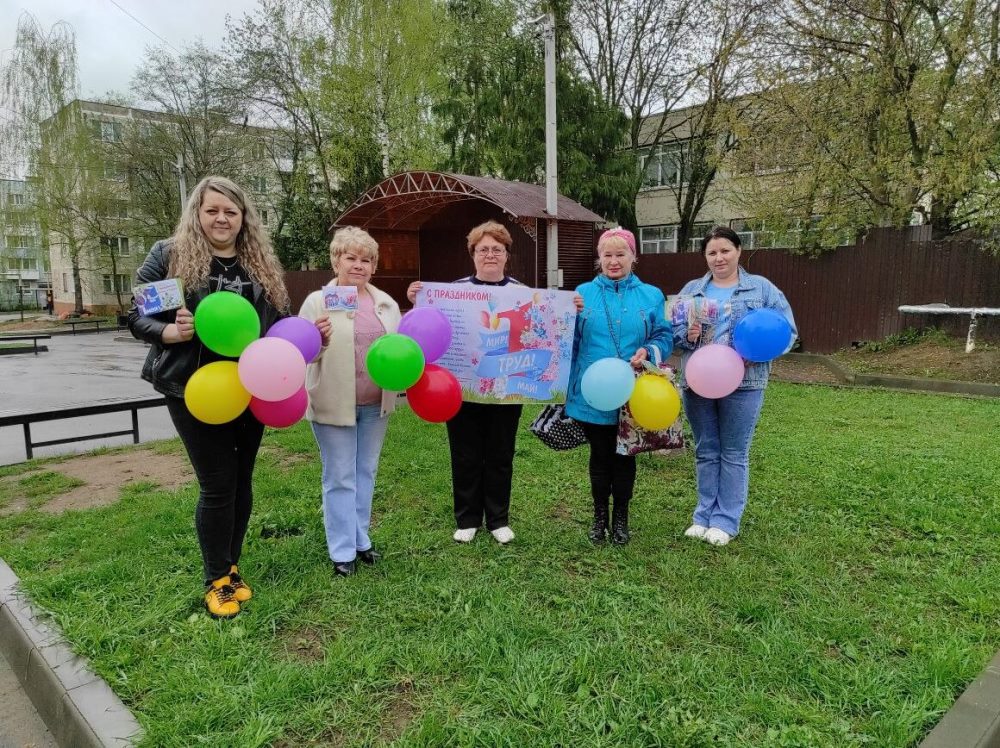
[581,422,636,514]
[166,397,265,586]
[445,402,523,531]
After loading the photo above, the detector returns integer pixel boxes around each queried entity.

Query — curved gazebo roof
[336,171,604,230]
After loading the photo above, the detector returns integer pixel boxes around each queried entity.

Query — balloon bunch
[686,308,793,399]
[581,357,681,430]
[365,307,462,423]
[184,292,320,427]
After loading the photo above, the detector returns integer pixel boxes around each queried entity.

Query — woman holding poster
[407,221,526,545]
[565,228,673,546]
[300,227,401,577]
[673,226,796,547]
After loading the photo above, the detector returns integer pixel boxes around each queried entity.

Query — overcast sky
[0,0,260,100]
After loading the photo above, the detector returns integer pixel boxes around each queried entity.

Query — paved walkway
[0,653,56,748]
[0,333,177,466]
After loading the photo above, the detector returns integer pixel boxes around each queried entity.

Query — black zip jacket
[127,240,287,398]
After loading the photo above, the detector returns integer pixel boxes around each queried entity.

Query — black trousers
[166,397,265,586]
[581,422,636,513]
[445,402,523,531]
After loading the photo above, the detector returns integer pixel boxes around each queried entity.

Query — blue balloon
[732,309,793,362]
[581,357,635,411]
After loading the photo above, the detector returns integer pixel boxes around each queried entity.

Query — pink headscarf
[598,227,636,256]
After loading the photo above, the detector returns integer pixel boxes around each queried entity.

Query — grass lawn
[1,382,999,747]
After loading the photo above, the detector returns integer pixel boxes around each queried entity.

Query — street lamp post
[533,12,561,289]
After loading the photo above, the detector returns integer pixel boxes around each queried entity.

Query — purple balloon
[398,307,453,363]
[266,316,322,363]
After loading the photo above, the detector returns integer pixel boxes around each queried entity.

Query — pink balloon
[238,337,306,401]
[250,387,308,428]
[266,316,322,363]
[685,344,745,399]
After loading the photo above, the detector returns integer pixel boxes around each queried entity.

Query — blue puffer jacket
[566,273,673,425]
[672,267,797,390]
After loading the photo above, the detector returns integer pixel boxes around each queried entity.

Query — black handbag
[529,404,587,451]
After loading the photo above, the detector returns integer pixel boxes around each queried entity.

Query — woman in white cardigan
[299,227,401,577]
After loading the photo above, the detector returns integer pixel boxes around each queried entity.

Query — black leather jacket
[127,240,287,398]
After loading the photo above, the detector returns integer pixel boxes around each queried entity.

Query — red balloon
[249,387,308,428]
[405,364,463,423]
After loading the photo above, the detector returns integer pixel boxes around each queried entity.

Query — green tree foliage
[736,0,1000,244]
[436,0,635,225]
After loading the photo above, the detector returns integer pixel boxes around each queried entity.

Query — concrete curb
[782,352,1000,398]
[921,651,1000,747]
[0,558,142,747]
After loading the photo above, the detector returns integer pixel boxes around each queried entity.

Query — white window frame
[639,225,678,254]
[100,236,130,257]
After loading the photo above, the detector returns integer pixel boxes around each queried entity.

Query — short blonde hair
[466,220,512,256]
[330,226,379,270]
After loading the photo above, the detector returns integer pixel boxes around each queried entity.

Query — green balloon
[366,334,425,390]
[194,292,260,357]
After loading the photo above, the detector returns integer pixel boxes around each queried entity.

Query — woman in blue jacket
[673,225,796,546]
[565,228,673,545]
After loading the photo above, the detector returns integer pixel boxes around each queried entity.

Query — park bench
[62,318,119,335]
[898,304,1000,353]
[0,396,168,461]
[0,333,51,355]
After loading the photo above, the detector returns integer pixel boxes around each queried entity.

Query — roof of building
[336,171,604,230]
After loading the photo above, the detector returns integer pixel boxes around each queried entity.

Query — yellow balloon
[184,361,251,424]
[628,374,681,430]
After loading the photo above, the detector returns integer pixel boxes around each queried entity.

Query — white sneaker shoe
[704,528,732,546]
[490,526,515,544]
[684,524,709,539]
[453,527,477,543]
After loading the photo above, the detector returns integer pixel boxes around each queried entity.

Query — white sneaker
[453,527,477,543]
[704,528,732,546]
[490,526,515,544]
[684,524,709,539]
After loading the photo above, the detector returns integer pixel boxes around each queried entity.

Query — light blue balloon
[581,357,635,411]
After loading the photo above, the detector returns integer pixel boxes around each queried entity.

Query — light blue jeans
[681,388,765,536]
[311,405,390,564]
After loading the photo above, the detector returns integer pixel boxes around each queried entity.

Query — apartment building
[0,179,49,310]
[42,100,288,315]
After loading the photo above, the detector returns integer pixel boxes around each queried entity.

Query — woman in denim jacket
[566,228,673,545]
[673,226,796,546]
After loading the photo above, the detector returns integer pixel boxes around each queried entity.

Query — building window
[5,235,31,249]
[10,193,24,206]
[260,210,268,226]
[102,274,131,294]
[100,236,130,257]
[91,119,124,143]
[251,176,267,193]
[102,162,125,181]
[62,272,70,292]
[637,144,685,189]
[639,225,677,254]
[99,201,129,219]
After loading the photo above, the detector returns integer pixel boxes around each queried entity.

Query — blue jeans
[681,388,765,536]
[311,405,390,563]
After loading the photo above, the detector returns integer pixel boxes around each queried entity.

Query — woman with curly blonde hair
[128,176,330,618]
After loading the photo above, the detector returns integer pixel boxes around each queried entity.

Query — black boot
[611,502,630,546]
[588,499,609,544]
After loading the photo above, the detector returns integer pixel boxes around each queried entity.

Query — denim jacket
[672,268,797,391]
[566,272,673,425]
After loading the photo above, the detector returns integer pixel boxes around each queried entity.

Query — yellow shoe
[204,576,240,618]
[229,565,252,603]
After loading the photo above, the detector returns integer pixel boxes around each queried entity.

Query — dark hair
[699,225,742,253]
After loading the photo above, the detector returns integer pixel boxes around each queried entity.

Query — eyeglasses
[475,247,507,256]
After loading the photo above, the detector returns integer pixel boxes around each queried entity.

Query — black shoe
[589,500,609,544]
[610,510,630,546]
[357,547,380,565]
[333,560,356,577]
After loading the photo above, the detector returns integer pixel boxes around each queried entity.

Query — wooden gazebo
[329,171,605,305]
